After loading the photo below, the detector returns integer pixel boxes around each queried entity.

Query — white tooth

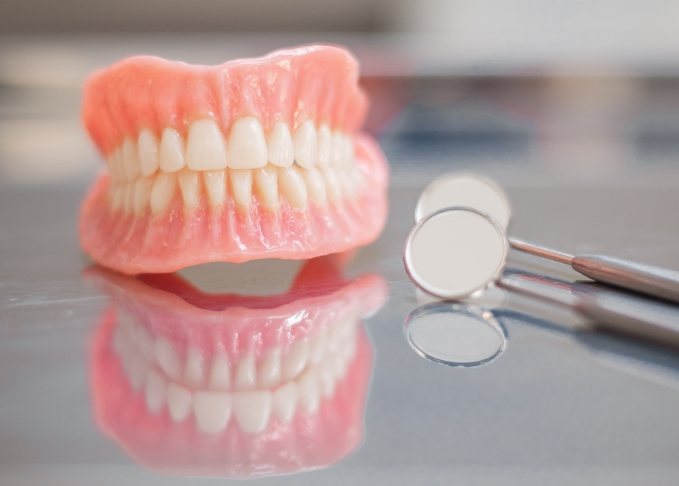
[267,122,294,167]
[303,167,327,206]
[272,381,298,423]
[309,328,329,365]
[253,166,278,209]
[122,138,141,180]
[322,167,342,202]
[279,166,308,209]
[107,149,123,181]
[228,117,267,169]
[341,135,355,167]
[136,324,155,362]
[282,339,309,381]
[129,354,148,392]
[233,390,272,434]
[167,383,192,422]
[159,127,186,173]
[339,169,356,198]
[177,169,200,211]
[235,355,257,391]
[133,177,152,215]
[109,184,124,211]
[137,129,160,176]
[145,370,166,414]
[331,351,346,380]
[154,337,181,380]
[319,360,336,398]
[229,169,252,206]
[123,183,135,215]
[293,121,317,169]
[317,123,332,167]
[150,172,177,215]
[187,119,227,171]
[297,367,320,414]
[193,391,232,434]
[185,346,205,387]
[331,132,344,166]
[208,352,231,390]
[203,170,226,207]
[258,349,282,389]
[112,324,125,355]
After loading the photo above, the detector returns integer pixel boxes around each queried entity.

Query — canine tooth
[187,119,227,171]
[167,383,192,422]
[208,352,231,390]
[177,170,200,211]
[279,166,308,209]
[317,123,332,167]
[303,167,327,205]
[155,337,181,380]
[235,355,257,391]
[122,138,141,180]
[137,129,159,176]
[293,120,317,169]
[267,122,294,167]
[145,370,166,414]
[254,166,278,209]
[282,339,309,381]
[322,167,342,202]
[185,346,205,387]
[193,391,232,434]
[258,349,282,389]
[133,177,152,215]
[233,390,272,434]
[159,127,186,173]
[230,169,253,206]
[150,172,177,215]
[272,381,298,423]
[228,117,267,169]
[309,328,329,365]
[297,367,320,414]
[203,170,227,207]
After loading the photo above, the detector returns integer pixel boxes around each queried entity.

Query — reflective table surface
[2,37,679,485]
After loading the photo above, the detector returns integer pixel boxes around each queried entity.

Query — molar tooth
[331,132,344,166]
[133,177,152,215]
[341,135,355,167]
[293,121,317,169]
[233,390,272,434]
[109,184,124,211]
[185,346,205,387]
[123,183,135,215]
[319,360,336,398]
[122,138,141,180]
[159,127,186,173]
[150,172,177,215]
[167,383,192,422]
[322,167,342,202]
[208,352,231,390]
[193,391,232,434]
[339,169,356,198]
[145,370,166,414]
[229,169,253,206]
[187,119,227,171]
[257,349,282,389]
[177,169,201,211]
[235,355,257,391]
[267,122,294,167]
[108,149,124,181]
[317,123,332,167]
[297,367,320,414]
[253,166,279,209]
[282,339,309,381]
[203,170,227,207]
[137,129,159,176]
[155,337,181,380]
[303,167,327,205]
[272,381,298,423]
[309,328,329,365]
[279,166,308,209]
[228,117,267,169]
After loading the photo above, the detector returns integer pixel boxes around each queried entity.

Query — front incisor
[228,117,267,169]
[186,119,228,171]
[254,166,279,209]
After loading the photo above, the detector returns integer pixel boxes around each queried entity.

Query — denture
[80,46,389,274]
[87,255,386,477]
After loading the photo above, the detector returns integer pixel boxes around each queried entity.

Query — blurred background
[2,0,679,187]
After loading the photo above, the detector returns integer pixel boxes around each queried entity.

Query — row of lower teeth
[107,118,355,182]
[108,163,362,215]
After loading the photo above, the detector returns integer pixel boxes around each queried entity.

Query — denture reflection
[87,256,386,478]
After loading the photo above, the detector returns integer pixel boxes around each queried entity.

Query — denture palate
[106,118,359,216]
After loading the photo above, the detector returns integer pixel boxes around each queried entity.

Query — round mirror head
[405,303,507,367]
[404,207,508,300]
[415,173,511,229]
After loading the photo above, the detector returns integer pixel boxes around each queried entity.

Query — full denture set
[80,46,389,274]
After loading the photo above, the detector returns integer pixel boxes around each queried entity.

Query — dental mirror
[405,302,507,367]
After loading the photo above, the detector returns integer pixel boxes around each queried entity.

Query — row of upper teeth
[113,311,358,434]
[107,118,355,182]
[108,163,362,216]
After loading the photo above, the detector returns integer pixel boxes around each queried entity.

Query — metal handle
[572,255,679,304]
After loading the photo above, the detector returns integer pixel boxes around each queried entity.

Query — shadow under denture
[86,255,386,478]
